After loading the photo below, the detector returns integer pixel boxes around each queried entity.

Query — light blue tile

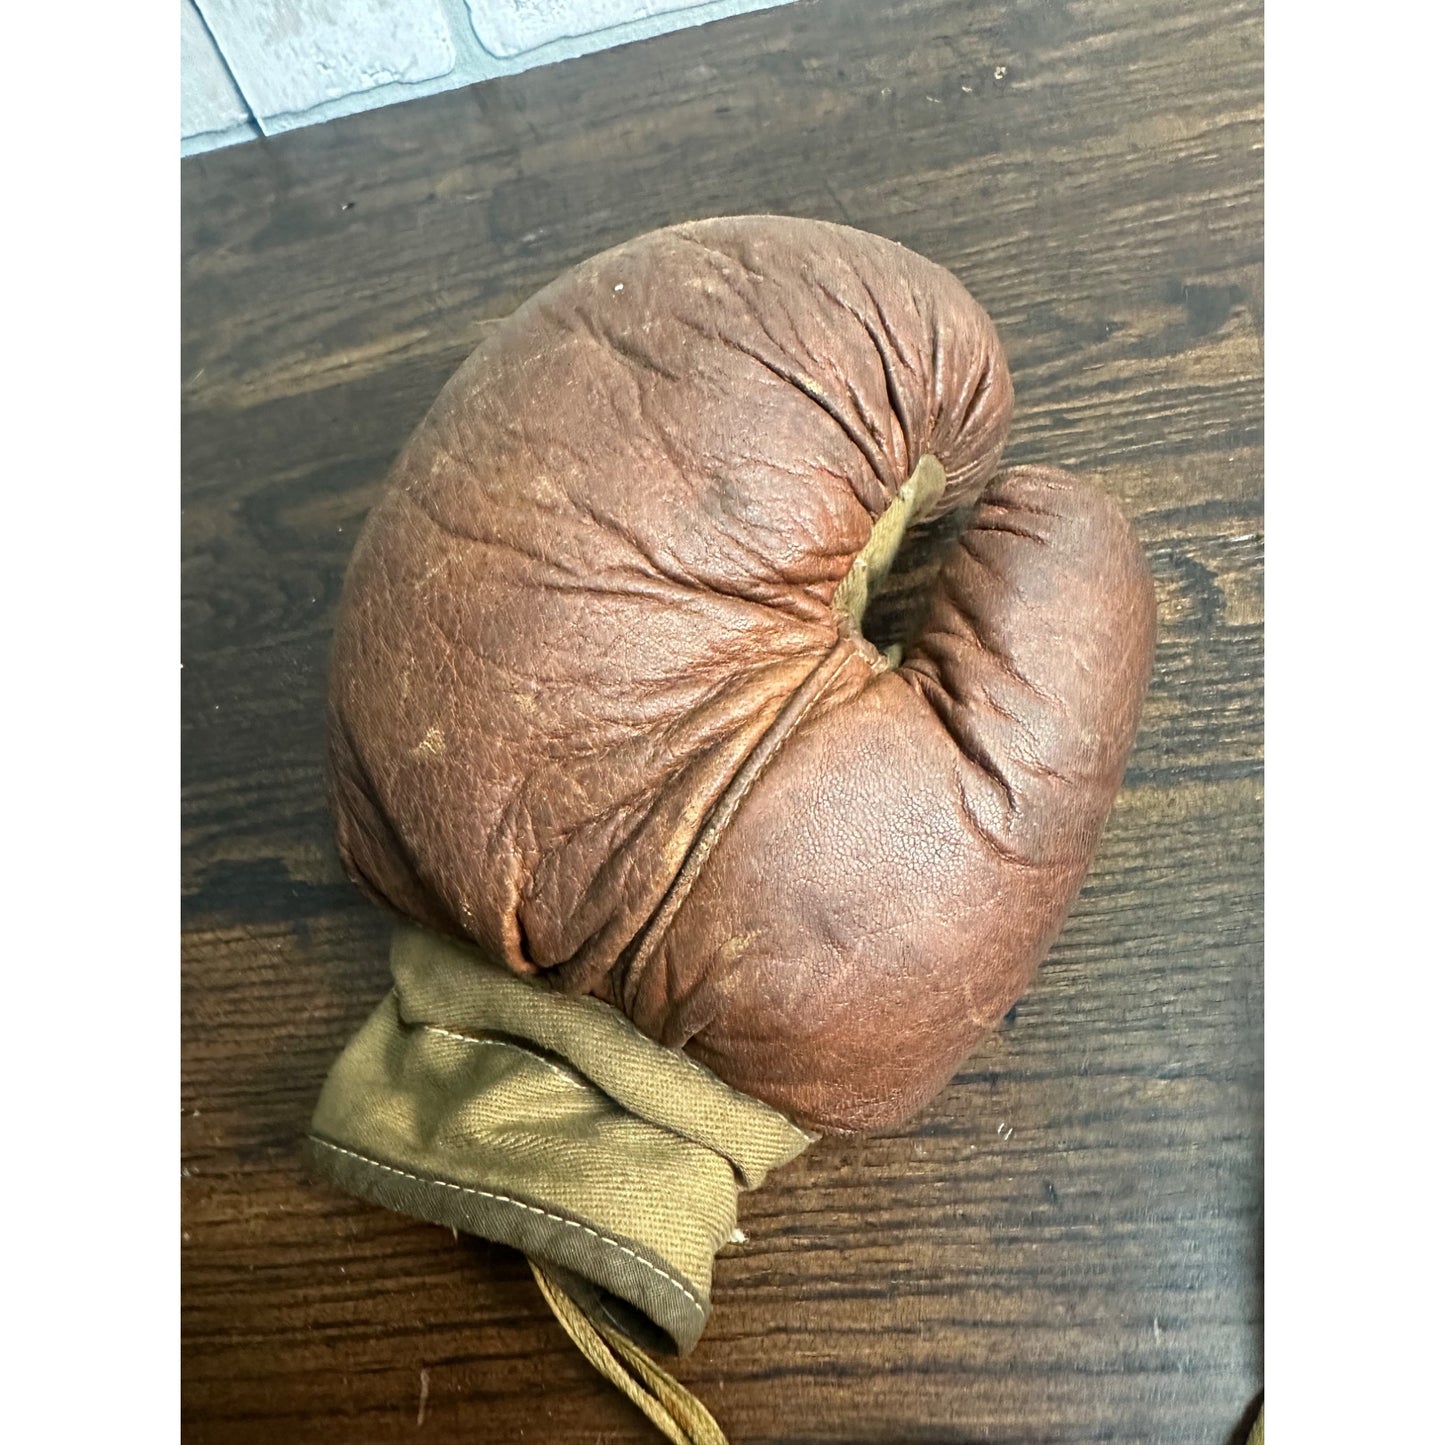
[467,0,714,59]
[181,0,254,140]
[182,0,795,152]
[196,0,457,131]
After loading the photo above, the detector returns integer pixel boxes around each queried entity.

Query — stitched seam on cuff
[420,1024,594,1092]
[307,1135,705,1316]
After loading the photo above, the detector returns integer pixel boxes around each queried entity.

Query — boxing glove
[309,216,1155,1434]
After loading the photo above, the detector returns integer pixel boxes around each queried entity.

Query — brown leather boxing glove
[309,216,1155,1436]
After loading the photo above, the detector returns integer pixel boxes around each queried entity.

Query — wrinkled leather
[327,216,1156,1134]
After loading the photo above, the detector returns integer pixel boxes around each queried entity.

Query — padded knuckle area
[325,216,1154,1132]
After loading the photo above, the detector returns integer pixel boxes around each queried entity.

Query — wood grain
[182,1,1263,1440]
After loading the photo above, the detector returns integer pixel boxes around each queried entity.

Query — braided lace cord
[530,1260,729,1445]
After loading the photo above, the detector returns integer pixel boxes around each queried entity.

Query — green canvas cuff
[307,924,814,1354]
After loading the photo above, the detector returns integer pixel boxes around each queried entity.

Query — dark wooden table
[182,2,1263,1439]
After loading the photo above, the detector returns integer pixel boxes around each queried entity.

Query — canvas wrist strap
[307,923,814,1439]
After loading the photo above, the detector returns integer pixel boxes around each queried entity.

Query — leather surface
[326,215,1156,1133]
